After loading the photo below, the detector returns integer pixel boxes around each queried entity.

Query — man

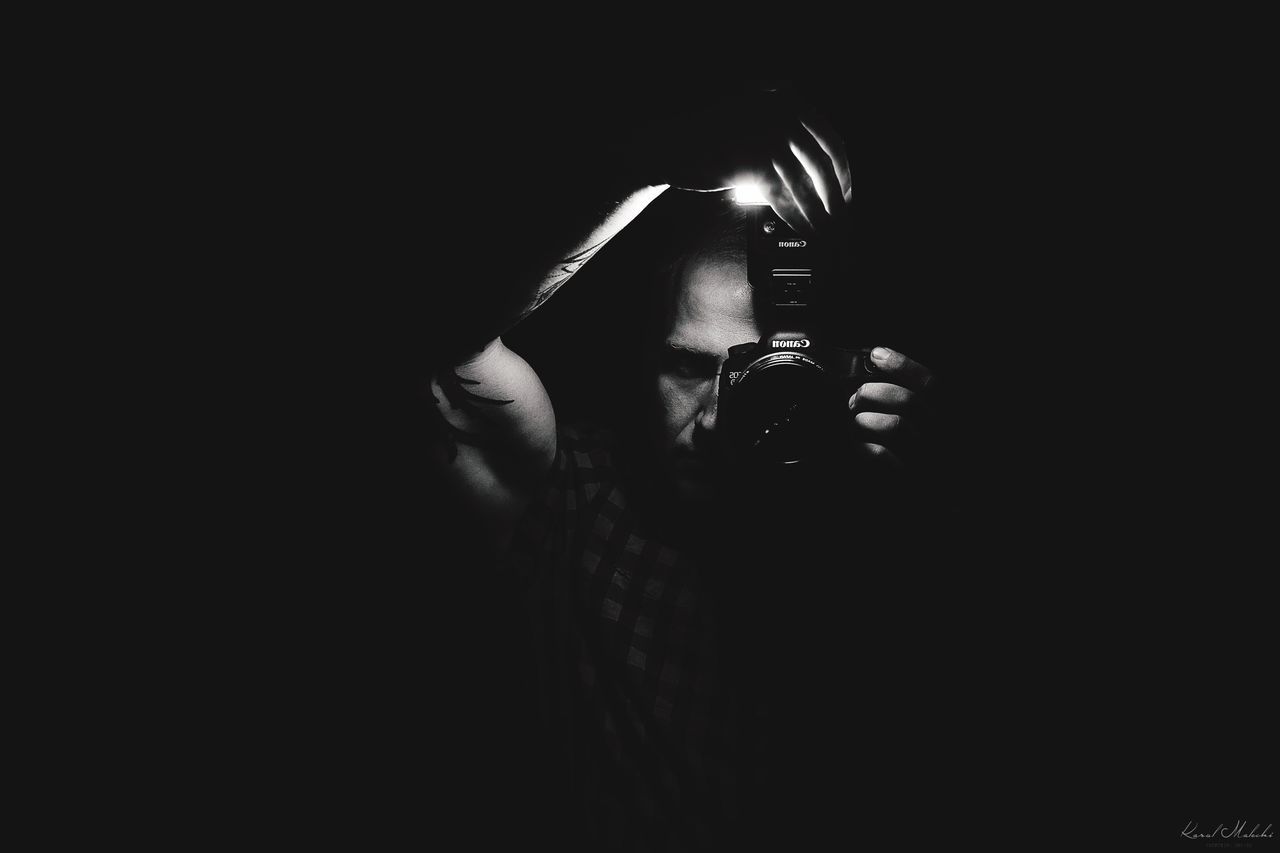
[428,88,941,850]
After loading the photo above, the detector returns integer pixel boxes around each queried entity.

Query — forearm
[440,178,669,363]
[514,182,668,324]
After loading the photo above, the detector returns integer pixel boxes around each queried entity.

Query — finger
[785,123,844,218]
[851,412,922,464]
[848,382,933,420]
[799,112,853,204]
[867,346,933,392]
[852,411,914,438]
[759,173,811,236]
[771,148,830,233]
[853,441,903,469]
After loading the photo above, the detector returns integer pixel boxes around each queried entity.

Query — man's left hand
[847,346,936,469]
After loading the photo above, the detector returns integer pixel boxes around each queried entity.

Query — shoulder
[429,338,559,535]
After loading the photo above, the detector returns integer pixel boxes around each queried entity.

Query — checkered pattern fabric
[508,423,743,851]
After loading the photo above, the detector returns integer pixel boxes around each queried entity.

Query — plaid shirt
[508,423,745,851]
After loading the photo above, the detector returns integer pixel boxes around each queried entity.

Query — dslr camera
[716,201,874,469]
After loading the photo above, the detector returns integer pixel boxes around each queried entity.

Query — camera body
[716,204,874,467]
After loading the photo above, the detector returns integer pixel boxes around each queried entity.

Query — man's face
[651,251,760,507]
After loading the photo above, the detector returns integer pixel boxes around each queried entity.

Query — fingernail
[871,347,892,363]
[847,388,858,410]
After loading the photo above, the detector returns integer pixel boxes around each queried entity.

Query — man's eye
[671,361,703,379]
[661,350,716,380]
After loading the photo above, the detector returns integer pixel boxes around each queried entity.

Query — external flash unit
[732,183,770,205]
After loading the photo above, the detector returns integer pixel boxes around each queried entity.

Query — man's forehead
[666,257,759,354]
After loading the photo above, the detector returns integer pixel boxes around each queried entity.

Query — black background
[208,30,1273,849]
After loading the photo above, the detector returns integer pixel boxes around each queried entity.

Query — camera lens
[728,352,831,465]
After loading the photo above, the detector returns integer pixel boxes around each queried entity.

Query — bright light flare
[733,183,769,205]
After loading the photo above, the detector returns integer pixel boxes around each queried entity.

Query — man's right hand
[639,88,853,235]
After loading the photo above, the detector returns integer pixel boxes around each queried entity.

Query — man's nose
[695,380,719,432]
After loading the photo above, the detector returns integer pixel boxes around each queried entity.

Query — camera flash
[733,183,769,205]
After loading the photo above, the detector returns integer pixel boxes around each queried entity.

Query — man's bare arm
[428,183,669,534]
